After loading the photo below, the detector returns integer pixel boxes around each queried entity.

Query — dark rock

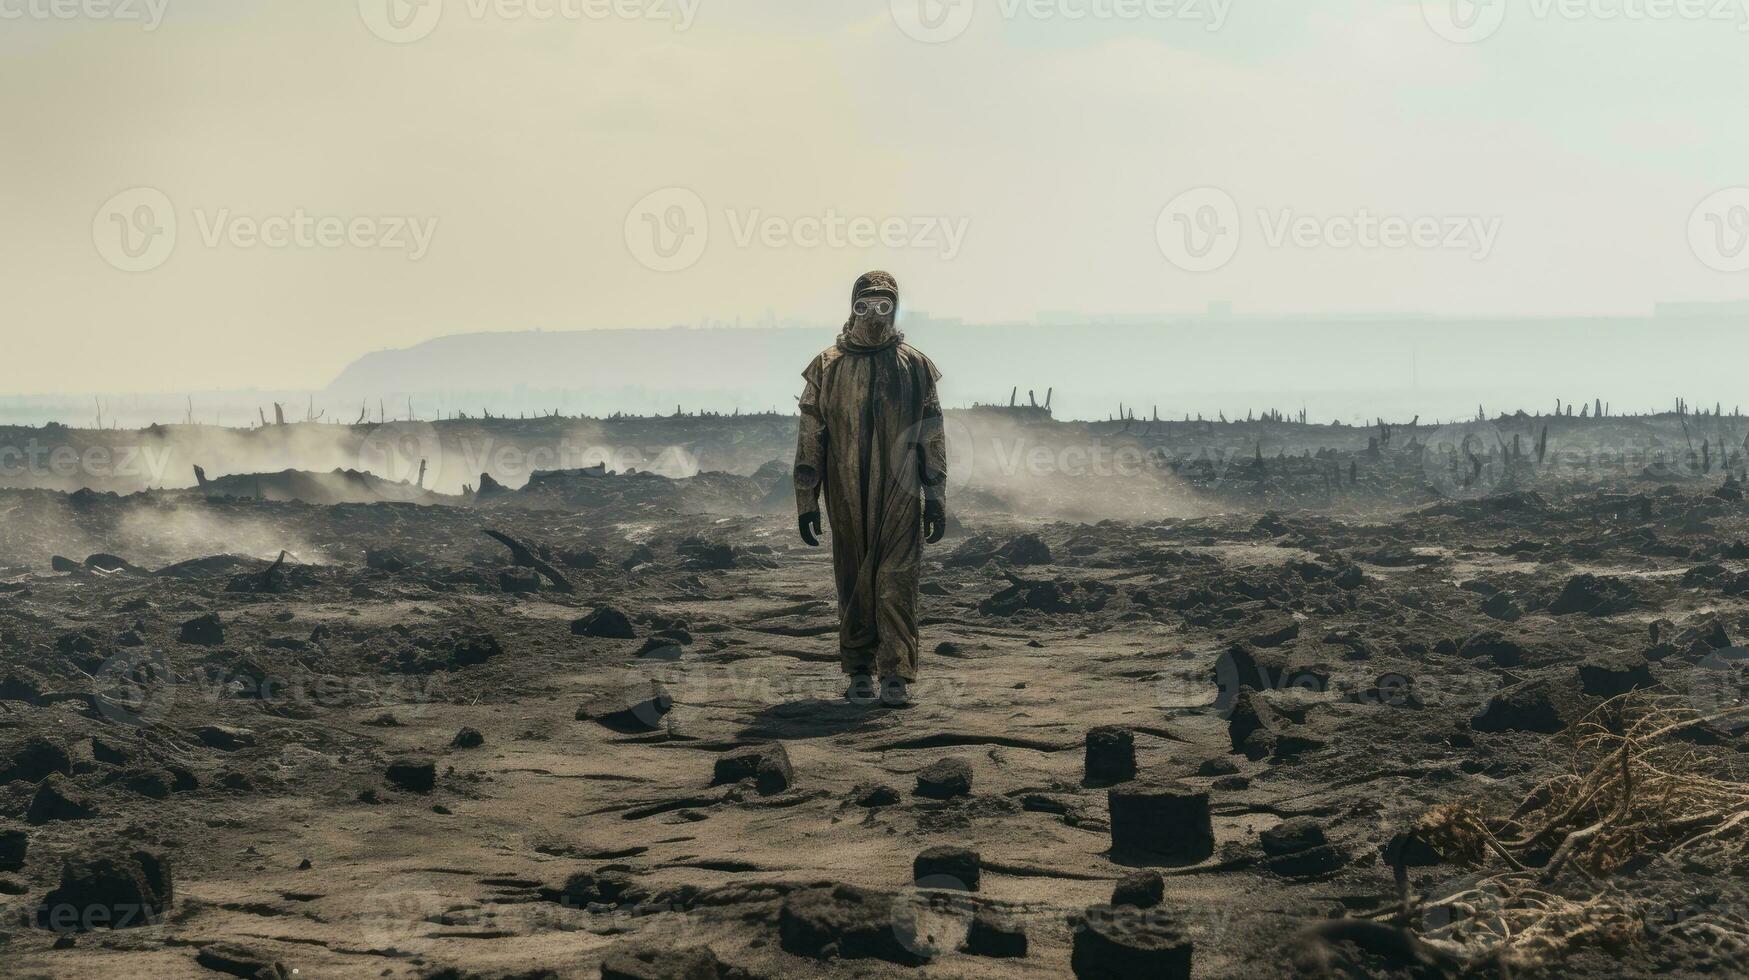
[445,630,503,669]
[979,577,1113,616]
[710,743,794,795]
[1227,689,1281,760]
[451,727,485,749]
[852,782,900,807]
[1549,574,1641,616]
[27,775,99,824]
[1214,644,1329,712]
[556,549,599,570]
[0,673,45,703]
[0,829,26,872]
[1070,904,1194,980]
[599,942,740,980]
[944,535,1000,567]
[635,636,686,661]
[1111,871,1164,909]
[677,539,739,571]
[499,568,542,594]
[1480,592,1523,622]
[1471,678,1585,734]
[116,769,174,799]
[178,613,225,646]
[577,684,673,734]
[1247,618,1300,648]
[365,548,410,573]
[914,758,973,800]
[777,882,926,966]
[195,725,256,751]
[1084,727,1137,786]
[1108,782,1214,865]
[572,606,637,639]
[385,757,437,793]
[1459,631,1526,668]
[34,848,172,932]
[996,533,1052,566]
[539,868,644,909]
[1259,817,1343,878]
[1195,758,1238,777]
[913,846,980,891]
[963,907,1027,958]
[1,735,71,784]
[1259,815,1322,854]
[1578,654,1656,697]
[196,942,289,978]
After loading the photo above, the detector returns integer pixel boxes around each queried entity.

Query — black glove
[799,511,822,547]
[923,499,946,544]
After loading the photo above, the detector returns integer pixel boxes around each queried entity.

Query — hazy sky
[4,1,1748,394]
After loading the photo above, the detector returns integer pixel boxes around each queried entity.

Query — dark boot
[844,673,877,706]
[879,677,914,709]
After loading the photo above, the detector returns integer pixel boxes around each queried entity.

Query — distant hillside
[320,316,1749,424]
[5,315,1746,428]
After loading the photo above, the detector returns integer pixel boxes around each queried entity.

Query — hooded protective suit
[794,272,947,682]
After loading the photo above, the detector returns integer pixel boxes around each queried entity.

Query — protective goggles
[853,297,895,316]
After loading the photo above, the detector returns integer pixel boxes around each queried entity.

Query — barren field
[3,412,1748,979]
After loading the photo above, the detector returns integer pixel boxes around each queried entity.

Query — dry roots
[1405,695,1749,974]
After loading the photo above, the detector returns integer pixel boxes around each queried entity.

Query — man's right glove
[799,511,823,547]
[923,498,947,544]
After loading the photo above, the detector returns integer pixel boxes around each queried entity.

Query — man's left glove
[923,498,947,544]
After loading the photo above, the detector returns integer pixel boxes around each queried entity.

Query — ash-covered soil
[2,417,1749,978]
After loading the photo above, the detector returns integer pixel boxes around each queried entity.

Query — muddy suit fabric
[794,304,946,682]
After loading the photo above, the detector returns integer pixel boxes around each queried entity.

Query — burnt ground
[2,417,1749,978]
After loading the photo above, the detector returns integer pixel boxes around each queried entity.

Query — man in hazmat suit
[794,271,949,708]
